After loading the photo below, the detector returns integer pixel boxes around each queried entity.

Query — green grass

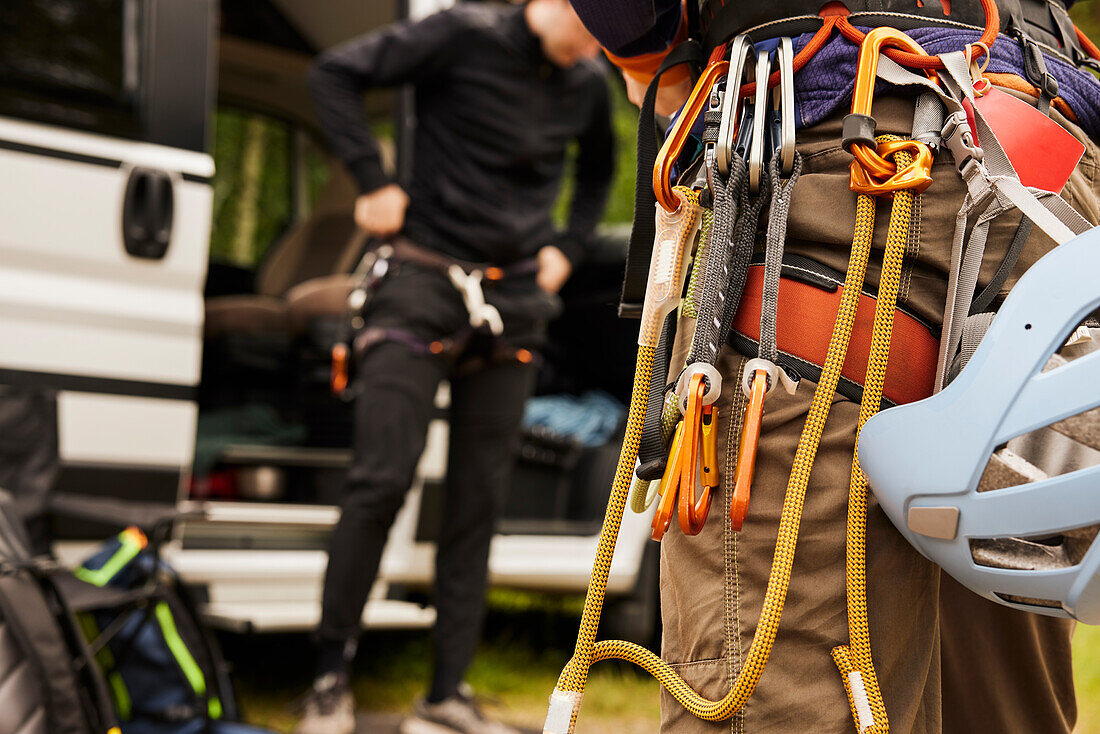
[1076,625,1100,732]
[230,594,1100,733]
[228,596,659,733]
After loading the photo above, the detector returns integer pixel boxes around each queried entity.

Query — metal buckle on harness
[941,109,984,178]
[447,265,504,337]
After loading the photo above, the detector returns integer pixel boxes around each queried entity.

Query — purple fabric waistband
[791,26,1100,136]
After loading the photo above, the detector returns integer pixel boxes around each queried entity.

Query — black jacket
[309,3,615,265]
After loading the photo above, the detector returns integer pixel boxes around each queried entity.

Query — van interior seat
[204,163,365,337]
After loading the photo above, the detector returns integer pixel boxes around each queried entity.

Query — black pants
[319,262,538,699]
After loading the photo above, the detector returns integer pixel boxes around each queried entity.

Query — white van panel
[58,392,198,467]
[0,124,212,386]
[0,117,214,179]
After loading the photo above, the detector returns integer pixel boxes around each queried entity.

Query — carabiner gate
[772,37,796,177]
[748,48,771,194]
[654,60,730,212]
[717,34,755,178]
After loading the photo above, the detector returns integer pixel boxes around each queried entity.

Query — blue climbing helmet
[859,225,1100,623]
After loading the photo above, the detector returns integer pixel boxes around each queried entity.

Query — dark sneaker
[400,688,519,734]
[293,672,356,734]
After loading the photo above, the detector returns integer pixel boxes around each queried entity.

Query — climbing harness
[547,1,1100,730]
[330,239,541,396]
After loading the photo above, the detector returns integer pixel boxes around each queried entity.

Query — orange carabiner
[678,374,711,535]
[331,343,350,395]
[731,368,768,531]
[652,420,686,541]
[653,59,730,213]
[847,27,936,195]
[700,403,719,491]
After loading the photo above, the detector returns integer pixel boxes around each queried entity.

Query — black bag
[0,491,275,734]
[0,489,115,734]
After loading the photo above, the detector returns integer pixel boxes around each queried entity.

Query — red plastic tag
[965,85,1084,193]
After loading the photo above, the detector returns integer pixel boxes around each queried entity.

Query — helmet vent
[993,593,1063,610]
[969,534,1095,571]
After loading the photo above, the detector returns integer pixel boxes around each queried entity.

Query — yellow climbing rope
[549,187,699,732]
[832,145,917,734]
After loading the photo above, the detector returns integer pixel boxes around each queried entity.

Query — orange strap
[730,265,938,407]
[834,0,999,70]
[1077,23,1100,62]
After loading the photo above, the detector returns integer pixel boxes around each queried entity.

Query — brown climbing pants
[658,94,1100,733]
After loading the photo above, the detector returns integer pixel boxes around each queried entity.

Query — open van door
[0,0,216,503]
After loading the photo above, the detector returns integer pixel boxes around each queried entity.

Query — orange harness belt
[729,264,938,407]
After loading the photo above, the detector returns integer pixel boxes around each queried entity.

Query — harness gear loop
[654,60,730,212]
[966,41,992,89]
[832,0,999,72]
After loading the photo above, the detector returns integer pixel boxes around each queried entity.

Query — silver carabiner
[716,34,755,178]
[748,48,770,194]
[774,37,796,177]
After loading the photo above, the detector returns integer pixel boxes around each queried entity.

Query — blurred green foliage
[209,109,291,266]
[1073,0,1100,43]
[553,72,639,228]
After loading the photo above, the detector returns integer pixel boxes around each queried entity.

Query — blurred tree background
[1075,0,1100,46]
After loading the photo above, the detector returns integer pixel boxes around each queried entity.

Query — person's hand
[354,184,409,237]
[536,245,572,294]
[623,71,693,117]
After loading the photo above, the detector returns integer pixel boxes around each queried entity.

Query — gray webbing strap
[759,152,804,365]
[970,216,1033,315]
[934,53,1091,389]
[687,155,747,366]
[946,310,998,383]
[716,166,772,353]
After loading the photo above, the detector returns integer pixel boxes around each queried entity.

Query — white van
[0,0,658,642]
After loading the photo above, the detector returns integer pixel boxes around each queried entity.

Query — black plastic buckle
[1013,28,1059,102]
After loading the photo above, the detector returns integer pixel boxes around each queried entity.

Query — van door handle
[122,167,175,260]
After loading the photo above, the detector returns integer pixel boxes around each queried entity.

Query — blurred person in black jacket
[295,2,613,733]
